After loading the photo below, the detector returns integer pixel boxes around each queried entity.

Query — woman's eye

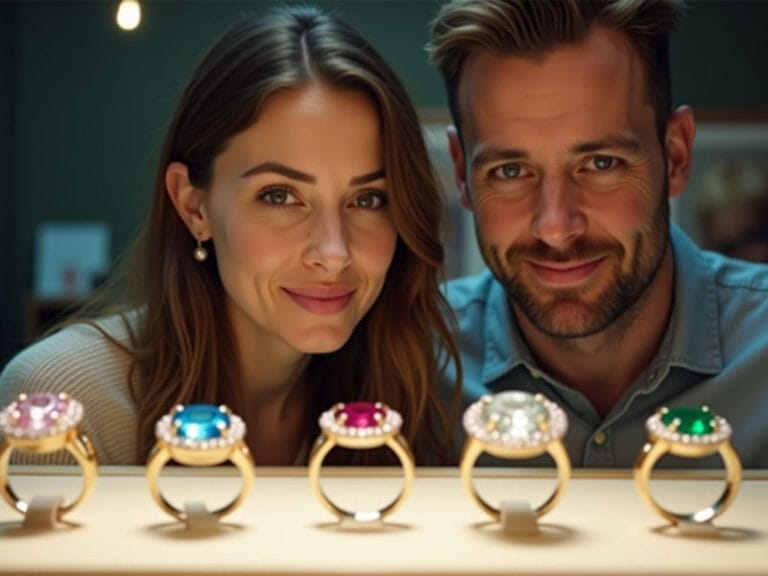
[353,191,387,209]
[259,187,298,205]
[490,163,524,180]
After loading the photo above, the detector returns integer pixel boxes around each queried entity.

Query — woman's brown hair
[78,5,461,464]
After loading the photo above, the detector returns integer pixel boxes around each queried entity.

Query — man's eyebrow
[240,163,385,186]
[240,162,316,183]
[471,148,528,172]
[571,135,643,155]
[469,135,644,172]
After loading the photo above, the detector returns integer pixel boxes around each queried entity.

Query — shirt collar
[666,224,722,374]
[481,276,531,384]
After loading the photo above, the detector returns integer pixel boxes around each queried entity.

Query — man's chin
[521,300,610,339]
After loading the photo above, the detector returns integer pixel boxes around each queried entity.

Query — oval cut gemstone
[14,392,71,431]
[482,391,549,436]
[173,404,230,440]
[661,407,714,435]
[335,402,385,428]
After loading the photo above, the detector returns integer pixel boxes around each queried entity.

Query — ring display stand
[1,466,766,575]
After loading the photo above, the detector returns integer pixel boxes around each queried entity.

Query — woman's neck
[229,306,312,464]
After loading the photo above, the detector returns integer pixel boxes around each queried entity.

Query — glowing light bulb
[116,0,141,31]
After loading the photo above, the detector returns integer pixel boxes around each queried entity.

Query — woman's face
[202,83,397,355]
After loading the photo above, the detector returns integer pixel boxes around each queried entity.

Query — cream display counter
[0,466,766,575]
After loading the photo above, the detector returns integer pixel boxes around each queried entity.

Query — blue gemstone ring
[145,403,255,522]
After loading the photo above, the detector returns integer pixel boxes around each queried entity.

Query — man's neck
[514,250,675,418]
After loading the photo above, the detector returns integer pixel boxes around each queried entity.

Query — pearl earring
[193,237,208,262]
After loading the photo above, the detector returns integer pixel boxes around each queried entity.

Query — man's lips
[282,286,356,315]
[527,257,605,286]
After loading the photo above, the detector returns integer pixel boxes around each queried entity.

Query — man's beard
[479,186,671,340]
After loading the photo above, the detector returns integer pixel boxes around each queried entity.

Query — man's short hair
[429,0,682,142]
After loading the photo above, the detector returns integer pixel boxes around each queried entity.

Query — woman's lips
[527,258,605,286]
[282,286,356,315]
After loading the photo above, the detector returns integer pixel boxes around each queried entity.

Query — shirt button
[593,431,607,445]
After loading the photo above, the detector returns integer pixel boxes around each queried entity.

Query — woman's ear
[665,105,696,199]
[165,161,211,239]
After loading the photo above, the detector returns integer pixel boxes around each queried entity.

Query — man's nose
[530,174,587,250]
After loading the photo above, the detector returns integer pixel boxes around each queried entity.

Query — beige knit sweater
[0,315,140,465]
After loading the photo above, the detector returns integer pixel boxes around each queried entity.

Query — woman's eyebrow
[240,162,315,183]
[240,163,385,186]
[350,169,385,186]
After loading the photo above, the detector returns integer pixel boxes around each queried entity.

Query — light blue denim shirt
[441,225,768,468]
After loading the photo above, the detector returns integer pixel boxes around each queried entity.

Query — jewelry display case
[1,466,766,575]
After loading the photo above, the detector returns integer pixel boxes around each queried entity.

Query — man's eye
[591,156,617,171]
[491,163,523,179]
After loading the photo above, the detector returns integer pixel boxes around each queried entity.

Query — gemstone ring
[308,401,414,523]
[145,403,255,522]
[460,391,571,521]
[0,392,98,521]
[634,405,741,525]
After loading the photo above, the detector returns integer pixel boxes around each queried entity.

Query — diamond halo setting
[0,392,83,440]
[155,403,246,451]
[645,405,732,446]
[318,401,402,440]
[463,391,568,450]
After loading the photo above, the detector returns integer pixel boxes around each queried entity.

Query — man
[429,0,768,468]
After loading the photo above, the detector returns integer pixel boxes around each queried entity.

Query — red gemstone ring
[308,401,414,523]
[0,392,98,521]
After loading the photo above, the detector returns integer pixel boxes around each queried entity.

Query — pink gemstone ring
[308,401,414,523]
[0,392,98,521]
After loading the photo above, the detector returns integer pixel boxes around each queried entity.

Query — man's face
[450,26,691,338]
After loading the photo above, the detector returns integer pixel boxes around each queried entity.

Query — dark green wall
[2,0,768,364]
[2,0,445,363]
[1,3,21,365]
[673,1,768,109]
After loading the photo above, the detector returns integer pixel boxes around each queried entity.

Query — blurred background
[1,0,767,366]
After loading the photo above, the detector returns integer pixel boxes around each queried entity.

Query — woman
[0,6,460,465]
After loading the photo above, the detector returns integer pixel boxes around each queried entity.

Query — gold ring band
[308,401,414,523]
[459,391,571,521]
[0,392,98,521]
[145,403,255,522]
[634,405,741,525]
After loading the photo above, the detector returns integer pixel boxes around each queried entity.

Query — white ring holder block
[22,495,65,528]
[500,499,539,535]
[183,501,220,531]
[676,519,718,536]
